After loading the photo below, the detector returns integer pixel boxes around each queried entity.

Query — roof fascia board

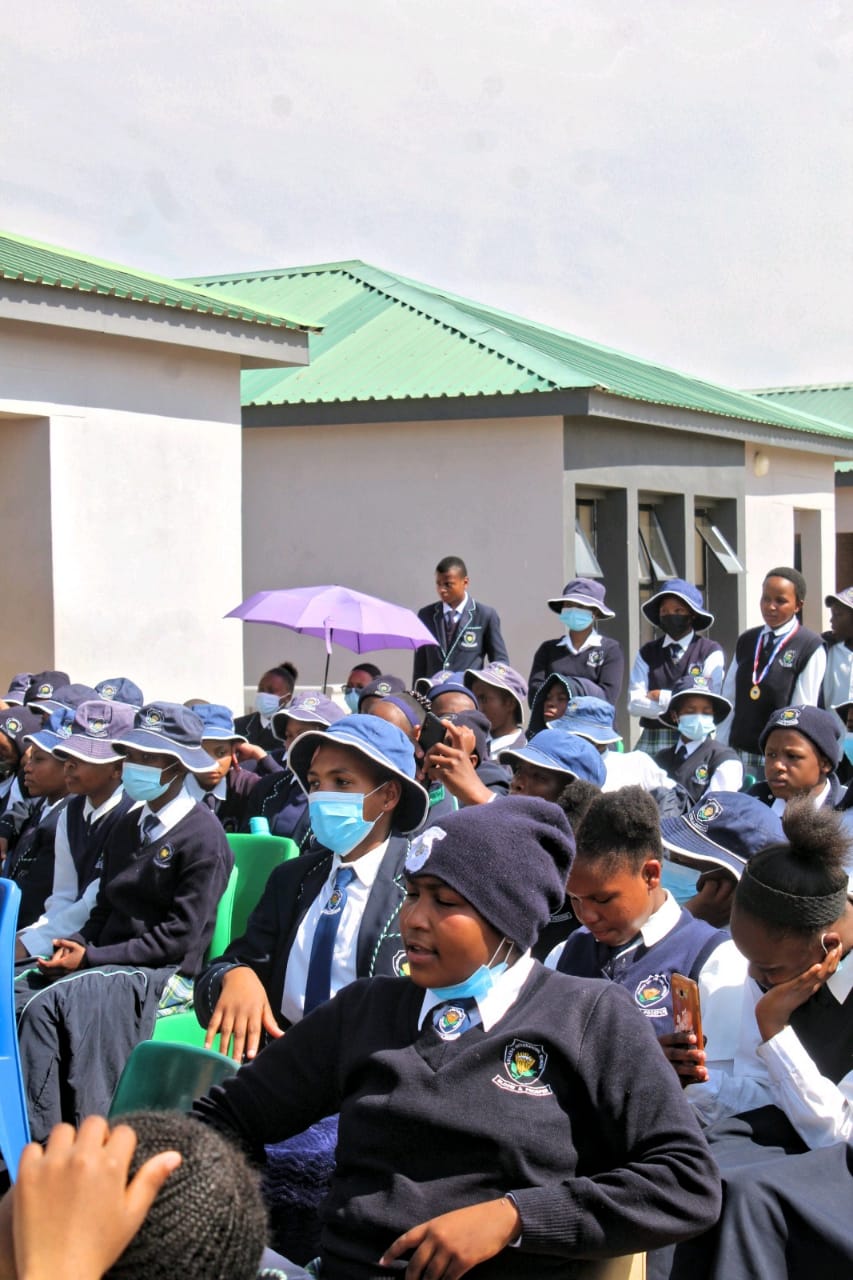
[0,284,311,369]
[586,390,853,457]
[242,388,592,428]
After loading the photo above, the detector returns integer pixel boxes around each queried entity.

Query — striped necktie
[304,865,356,1014]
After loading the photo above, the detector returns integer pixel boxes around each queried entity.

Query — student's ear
[821,930,842,955]
[819,754,833,777]
[381,779,402,813]
[641,858,662,890]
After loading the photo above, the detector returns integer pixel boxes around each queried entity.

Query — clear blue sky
[4,0,851,387]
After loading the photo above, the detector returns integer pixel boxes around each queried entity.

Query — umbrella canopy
[226,585,436,689]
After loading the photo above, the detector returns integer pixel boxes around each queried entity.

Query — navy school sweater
[64,789,137,892]
[730,624,823,754]
[195,967,721,1279]
[3,796,70,929]
[655,738,740,804]
[72,802,232,976]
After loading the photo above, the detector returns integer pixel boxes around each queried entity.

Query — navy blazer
[412,598,509,682]
[194,835,411,1032]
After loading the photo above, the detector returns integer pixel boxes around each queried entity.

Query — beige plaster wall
[241,416,565,698]
[0,415,55,671]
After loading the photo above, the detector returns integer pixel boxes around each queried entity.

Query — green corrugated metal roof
[187,259,853,441]
[0,231,319,333]
[752,383,853,431]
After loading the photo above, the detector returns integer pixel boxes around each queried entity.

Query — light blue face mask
[122,761,176,804]
[677,713,716,742]
[343,688,361,713]
[254,691,281,717]
[560,606,595,632]
[844,734,853,767]
[308,785,384,856]
[431,938,512,1000]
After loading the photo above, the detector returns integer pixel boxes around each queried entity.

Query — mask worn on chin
[658,614,692,640]
[431,938,513,1001]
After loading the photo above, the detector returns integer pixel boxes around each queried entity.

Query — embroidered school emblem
[431,671,456,686]
[688,665,703,677]
[689,675,710,689]
[4,718,22,736]
[693,763,710,785]
[635,973,670,1011]
[780,650,796,668]
[461,631,477,648]
[491,664,509,676]
[37,683,53,698]
[586,650,604,668]
[694,796,723,825]
[87,719,108,736]
[776,707,800,726]
[57,723,72,738]
[376,681,392,695]
[301,695,320,709]
[493,1039,553,1096]
[321,886,347,915]
[99,685,117,699]
[392,949,410,978]
[142,708,165,729]
[155,843,174,866]
[405,825,446,873]
[436,1005,468,1037]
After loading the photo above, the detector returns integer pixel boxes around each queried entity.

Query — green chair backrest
[109,1039,237,1117]
[224,832,299,944]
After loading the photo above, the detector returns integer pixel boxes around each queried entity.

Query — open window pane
[695,516,744,574]
[575,519,603,577]
[638,507,677,584]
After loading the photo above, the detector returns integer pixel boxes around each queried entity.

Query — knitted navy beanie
[758,704,843,767]
[404,795,575,950]
[104,1111,267,1280]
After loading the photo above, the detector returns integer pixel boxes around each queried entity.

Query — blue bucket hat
[527,674,610,737]
[52,699,137,762]
[463,663,527,725]
[95,677,145,708]
[24,671,71,707]
[193,703,248,743]
[111,702,216,773]
[642,579,713,632]
[2,673,33,705]
[547,578,614,619]
[272,691,345,739]
[556,695,622,746]
[288,713,430,833]
[32,683,99,717]
[661,792,784,878]
[500,727,606,787]
[23,706,76,754]
[660,675,731,727]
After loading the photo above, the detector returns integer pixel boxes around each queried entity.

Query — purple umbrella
[226,585,436,691]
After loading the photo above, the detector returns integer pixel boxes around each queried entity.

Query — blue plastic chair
[0,879,31,1180]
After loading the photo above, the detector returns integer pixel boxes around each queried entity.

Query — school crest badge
[776,706,800,726]
[688,665,703,677]
[493,1039,552,1096]
[154,843,174,866]
[780,650,796,668]
[460,630,478,648]
[635,973,670,1017]
[4,718,21,736]
[392,949,410,978]
[692,763,710,785]
[142,708,165,730]
[87,719,108,736]
[694,796,722,826]
[376,681,392,695]
[321,884,347,915]
[435,1005,469,1038]
[37,683,53,698]
[586,650,604,668]
[57,723,72,738]
[100,685,117,700]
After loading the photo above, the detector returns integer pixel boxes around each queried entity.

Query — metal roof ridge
[750,381,853,395]
[184,259,368,286]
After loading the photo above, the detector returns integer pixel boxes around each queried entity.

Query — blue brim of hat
[111,728,216,773]
[30,699,65,717]
[23,729,66,754]
[563,720,622,745]
[547,594,614,619]
[642,590,714,632]
[660,817,746,878]
[288,727,429,833]
[52,734,124,762]
[498,742,578,779]
[197,727,248,743]
[272,708,333,739]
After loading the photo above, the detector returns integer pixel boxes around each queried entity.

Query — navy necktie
[431,996,478,1040]
[304,865,356,1014]
[140,813,159,845]
[444,611,458,649]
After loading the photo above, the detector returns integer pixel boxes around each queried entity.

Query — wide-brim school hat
[642,579,714,632]
[52,699,137,762]
[95,677,145,708]
[1,673,33,705]
[187,703,248,744]
[0,706,43,756]
[32,683,99,717]
[557,695,622,745]
[825,586,853,611]
[23,707,76,754]
[356,675,406,709]
[23,671,71,707]
[547,578,614,619]
[272,691,345,739]
[661,792,785,878]
[463,663,527,725]
[659,675,731,727]
[758,704,844,768]
[111,701,216,773]
[288,713,430,833]
[500,728,606,787]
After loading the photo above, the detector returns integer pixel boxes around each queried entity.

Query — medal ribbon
[751,621,800,688]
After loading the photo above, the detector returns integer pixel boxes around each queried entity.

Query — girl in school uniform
[658,799,853,1280]
[747,704,846,814]
[717,566,825,779]
[528,578,625,708]
[235,661,299,751]
[195,797,721,1280]
[629,579,724,756]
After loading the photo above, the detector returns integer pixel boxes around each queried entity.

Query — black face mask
[658,613,692,639]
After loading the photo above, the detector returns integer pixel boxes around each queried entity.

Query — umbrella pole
[322,627,333,693]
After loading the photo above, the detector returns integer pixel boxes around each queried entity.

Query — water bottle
[249,816,270,835]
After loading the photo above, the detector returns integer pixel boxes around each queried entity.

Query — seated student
[533,779,602,962]
[0,706,42,829]
[749,703,845,813]
[95,675,145,708]
[658,801,853,1280]
[341,662,381,713]
[464,662,528,755]
[242,692,345,844]
[629,579,724,756]
[235,662,299,751]
[419,710,511,817]
[550,788,747,1084]
[196,715,430,1061]
[499,727,606,800]
[184,703,262,833]
[3,710,73,930]
[356,673,406,715]
[654,675,742,802]
[195,798,722,1279]
[528,577,625,707]
[659,791,784,929]
[15,700,137,962]
[367,690,430,744]
[425,676,479,718]
[555,695,675,793]
[821,584,853,710]
[525,672,608,738]
[1,671,34,706]
[15,702,233,1139]
[22,670,70,711]
[0,1112,273,1280]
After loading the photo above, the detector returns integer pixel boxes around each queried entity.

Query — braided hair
[735,796,850,937]
[104,1111,267,1280]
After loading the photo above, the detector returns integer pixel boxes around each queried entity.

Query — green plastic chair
[151,832,298,1047]
[109,1039,238,1117]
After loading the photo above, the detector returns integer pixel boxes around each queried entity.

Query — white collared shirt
[138,786,196,841]
[18,787,132,957]
[717,618,826,745]
[601,748,674,793]
[628,631,725,718]
[676,734,744,794]
[417,952,534,1031]
[823,640,853,709]
[557,630,601,656]
[442,594,469,627]
[770,777,831,817]
[185,773,227,803]
[281,838,389,1025]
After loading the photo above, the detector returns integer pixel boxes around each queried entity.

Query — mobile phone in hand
[419,712,449,753]
[671,972,703,1045]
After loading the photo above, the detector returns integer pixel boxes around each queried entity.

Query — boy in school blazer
[412,556,509,682]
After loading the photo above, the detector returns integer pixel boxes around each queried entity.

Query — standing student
[717,566,825,777]
[655,675,742,802]
[821,584,853,709]
[194,798,722,1279]
[464,662,528,755]
[528,578,624,707]
[15,699,137,961]
[748,704,845,813]
[412,555,509,683]
[235,662,299,751]
[629,579,725,755]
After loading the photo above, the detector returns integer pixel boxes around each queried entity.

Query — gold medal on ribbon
[749,685,761,701]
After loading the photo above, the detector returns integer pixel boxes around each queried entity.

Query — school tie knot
[431,995,479,1040]
[669,644,684,664]
[202,792,218,811]
[140,813,159,844]
[303,865,357,1014]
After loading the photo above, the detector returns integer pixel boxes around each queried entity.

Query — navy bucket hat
[661,792,785,879]
[642,579,714,632]
[547,578,614,619]
[111,702,217,773]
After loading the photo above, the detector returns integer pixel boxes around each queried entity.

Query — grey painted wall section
[0,416,54,670]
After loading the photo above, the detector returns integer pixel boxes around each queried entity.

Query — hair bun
[781,796,849,877]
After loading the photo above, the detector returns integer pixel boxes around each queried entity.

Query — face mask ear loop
[488,936,515,969]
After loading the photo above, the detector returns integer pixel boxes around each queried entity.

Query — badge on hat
[301,695,320,709]
[376,681,392,694]
[690,675,710,690]
[4,718,22,736]
[87,719,108,736]
[142,709,165,729]
[37,683,53,698]
[99,685,117,700]
[776,707,800,726]
[694,797,723,826]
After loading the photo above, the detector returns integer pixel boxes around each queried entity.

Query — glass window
[575,501,604,578]
[695,515,744,574]
[638,506,678,584]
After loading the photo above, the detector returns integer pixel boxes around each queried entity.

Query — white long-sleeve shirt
[628,632,725,720]
[717,618,826,746]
